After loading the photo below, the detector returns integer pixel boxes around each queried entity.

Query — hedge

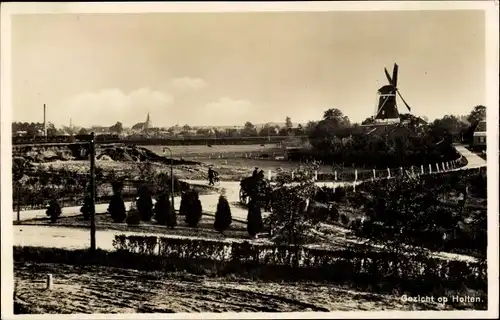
[111,235,486,290]
[14,240,486,306]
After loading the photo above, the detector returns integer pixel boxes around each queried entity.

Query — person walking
[208,167,215,186]
[252,167,259,178]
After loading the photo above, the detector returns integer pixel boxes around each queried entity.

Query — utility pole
[163,147,175,212]
[90,132,96,251]
[43,104,47,138]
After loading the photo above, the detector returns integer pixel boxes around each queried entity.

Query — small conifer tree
[108,181,126,223]
[185,190,202,228]
[214,193,232,233]
[247,199,263,238]
[46,198,62,223]
[137,185,154,221]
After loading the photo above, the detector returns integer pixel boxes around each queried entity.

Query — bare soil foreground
[15,263,455,313]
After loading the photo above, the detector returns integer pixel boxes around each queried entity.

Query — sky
[11,10,486,128]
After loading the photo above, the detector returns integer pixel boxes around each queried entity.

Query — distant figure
[258,170,265,180]
[252,167,259,178]
[208,167,215,186]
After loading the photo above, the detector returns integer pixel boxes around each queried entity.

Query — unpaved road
[15,263,458,313]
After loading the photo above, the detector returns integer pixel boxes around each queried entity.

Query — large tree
[467,105,486,126]
[241,121,258,136]
[431,115,469,137]
[322,108,350,127]
[46,122,57,136]
[78,127,88,135]
[110,121,124,134]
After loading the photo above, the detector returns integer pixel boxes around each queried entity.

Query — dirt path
[453,144,487,168]
[14,263,455,313]
[13,187,253,223]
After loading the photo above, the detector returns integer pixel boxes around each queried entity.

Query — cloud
[203,97,253,125]
[170,77,208,91]
[62,88,174,127]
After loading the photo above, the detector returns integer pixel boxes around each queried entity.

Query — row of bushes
[13,245,486,306]
[101,186,234,230]
[304,131,461,168]
[108,235,486,297]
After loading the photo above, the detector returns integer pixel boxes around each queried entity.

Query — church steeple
[144,112,151,130]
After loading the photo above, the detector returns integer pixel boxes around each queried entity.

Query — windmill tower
[373,63,412,123]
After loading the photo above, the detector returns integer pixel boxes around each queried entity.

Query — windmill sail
[374,63,411,121]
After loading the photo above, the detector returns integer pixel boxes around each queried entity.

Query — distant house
[472,120,486,149]
[90,126,111,134]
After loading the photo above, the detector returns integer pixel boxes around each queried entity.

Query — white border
[1,2,498,319]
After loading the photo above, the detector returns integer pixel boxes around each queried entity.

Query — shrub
[267,173,319,245]
[126,203,141,226]
[185,190,202,228]
[329,205,339,222]
[80,195,92,220]
[155,192,177,229]
[179,191,190,216]
[247,200,263,238]
[214,194,232,233]
[46,199,62,223]
[108,193,126,223]
[136,185,154,221]
[339,214,349,226]
[153,194,166,224]
[351,218,362,233]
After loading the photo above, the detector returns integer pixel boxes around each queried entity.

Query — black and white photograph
[1,1,498,318]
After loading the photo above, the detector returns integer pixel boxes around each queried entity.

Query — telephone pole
[43,104,47,138]
[163,147,175,212]
[90,132,96,251]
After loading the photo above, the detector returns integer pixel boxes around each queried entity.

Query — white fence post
[372,169,376,179]
[400,167,403,176]
[441,162,445,171]
[387,168,391,178]
[354,169,358,181]
[46,274,53,290]
[291,171,294,180]
[268,169,272,180]
[421,165,424,175]
[435,163,439,172]
[314,170,318,181]
[334,171,337,181]
[429,164,432,173]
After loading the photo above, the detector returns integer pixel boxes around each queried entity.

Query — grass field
[144,144,370,181]
[144,144,284,159]
[15,263,454,313]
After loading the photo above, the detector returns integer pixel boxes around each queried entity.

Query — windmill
[373,63,412,122]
